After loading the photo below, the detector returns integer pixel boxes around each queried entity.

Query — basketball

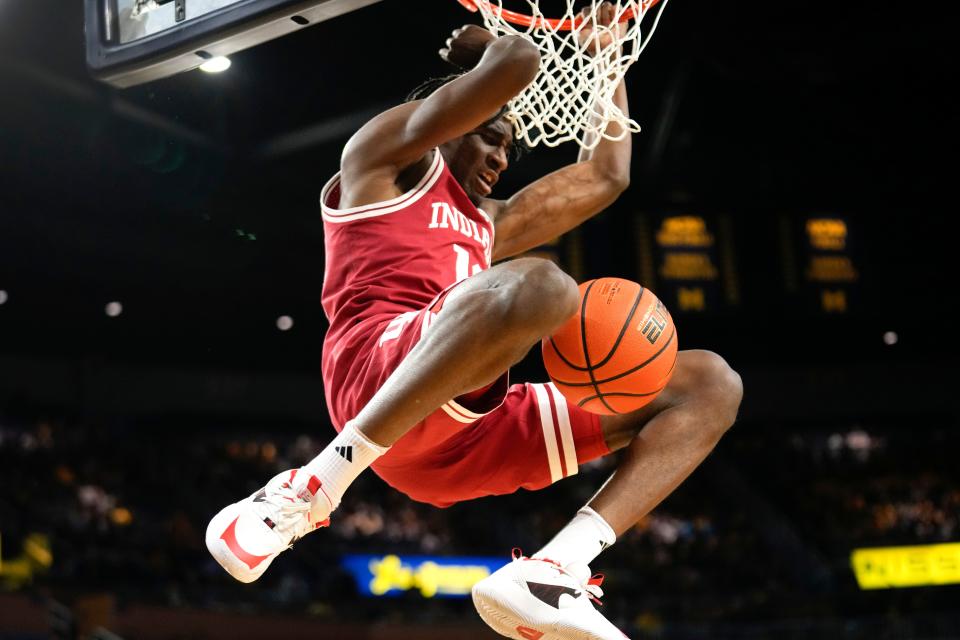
[542,278,679,415]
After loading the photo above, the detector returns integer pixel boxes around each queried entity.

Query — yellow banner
[368,555,493,598]
[851,542,960,589]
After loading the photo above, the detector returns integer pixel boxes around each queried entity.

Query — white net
[469,0,670,149]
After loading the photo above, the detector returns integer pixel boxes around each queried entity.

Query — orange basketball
[541,278,679,415]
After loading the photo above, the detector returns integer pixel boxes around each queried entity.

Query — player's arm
[488,79,631,262]
[487,5,631,262]
[343,27,539,174]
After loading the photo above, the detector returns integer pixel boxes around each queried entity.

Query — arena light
[883,331,898,346]
[23,533,53,569]
[276,315,294,331]
[199,56,231,73]
[105,301,123,317]
[851,542,960,589]
[110,507,134,526]
[0,290,7,305]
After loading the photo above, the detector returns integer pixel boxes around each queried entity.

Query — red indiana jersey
[318,150,607,507]
[319,150,495,426]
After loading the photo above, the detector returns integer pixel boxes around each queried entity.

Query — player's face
[442,118,514,204]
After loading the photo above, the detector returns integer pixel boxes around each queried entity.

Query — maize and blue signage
[341,554,508,598]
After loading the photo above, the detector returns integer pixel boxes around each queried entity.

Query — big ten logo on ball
[639,300,668,345]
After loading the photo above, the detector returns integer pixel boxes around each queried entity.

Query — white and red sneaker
[472,550,629,640]
[205,468,332,583]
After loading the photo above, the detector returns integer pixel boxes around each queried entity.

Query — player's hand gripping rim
[440,24,497,69]
[577,1,629,58]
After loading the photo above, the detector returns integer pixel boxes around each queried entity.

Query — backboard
[85,0,382,88]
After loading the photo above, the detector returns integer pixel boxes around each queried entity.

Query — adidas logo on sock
[335,445,353,462]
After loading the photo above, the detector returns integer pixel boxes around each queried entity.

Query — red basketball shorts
[326,284,610,508]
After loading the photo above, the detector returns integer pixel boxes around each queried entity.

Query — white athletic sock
[532,506,616,568]
[299,422,389,513]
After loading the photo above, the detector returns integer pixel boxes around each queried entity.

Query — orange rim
[456,0,662,31]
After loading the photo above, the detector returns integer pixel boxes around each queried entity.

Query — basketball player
[207,5,742,638]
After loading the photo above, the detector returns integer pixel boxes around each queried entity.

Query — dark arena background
[0,1,956,638]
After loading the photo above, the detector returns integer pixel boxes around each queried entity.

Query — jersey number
[453,244,483,283]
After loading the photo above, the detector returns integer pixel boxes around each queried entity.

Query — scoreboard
[778,215,860,315]
[574,210,863,318]
[635,214,739,315]
[799,217,859,313]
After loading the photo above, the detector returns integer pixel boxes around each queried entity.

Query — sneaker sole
[472,575,624,640]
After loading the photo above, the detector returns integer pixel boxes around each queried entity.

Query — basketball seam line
[579,281,618,415]
[577,387,664,406]
[548,337,582,372]
[595,286,644,370]
[548,286,644,373]
[552,325,677,388]
[577,348,678,407]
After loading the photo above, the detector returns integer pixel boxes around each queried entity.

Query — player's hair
[405,74,529,162]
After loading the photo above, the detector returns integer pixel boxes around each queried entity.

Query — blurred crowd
[730,424,960,551]
[1,409,958,634]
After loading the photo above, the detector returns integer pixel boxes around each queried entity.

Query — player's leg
[531,350,742,568]
[206,257,579,582]
[348,256,579,446]
[587,349,742,532]
[300,257,579,509]
[472,350,741,640]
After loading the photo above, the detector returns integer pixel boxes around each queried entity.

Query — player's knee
[686,350,743,434]
[499,258,578,332]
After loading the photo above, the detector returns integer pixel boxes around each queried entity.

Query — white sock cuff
[532,505,618,567]
[578,506,617,546]
[342,421,390,455]
[299,423,389,513]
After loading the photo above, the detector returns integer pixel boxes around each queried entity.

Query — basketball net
[461,0,669,149]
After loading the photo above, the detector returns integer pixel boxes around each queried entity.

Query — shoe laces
[259,480,321,545]
[583,573,605,604]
